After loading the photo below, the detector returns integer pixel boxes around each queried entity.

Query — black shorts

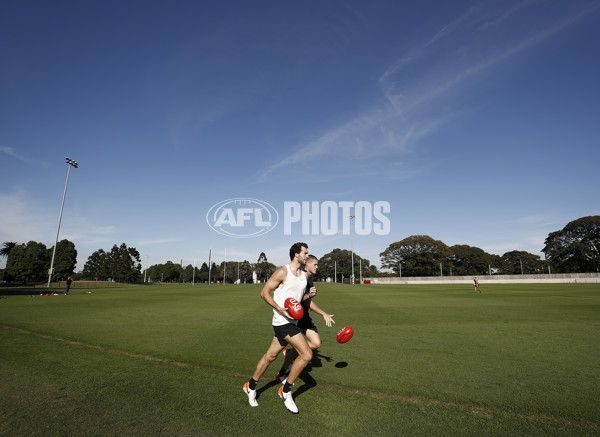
[297,317,318,333]
[273,323,302,341]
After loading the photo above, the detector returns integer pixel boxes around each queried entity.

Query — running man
[473,277,481,293]
[243,242,312,414]
[276,255,334,384]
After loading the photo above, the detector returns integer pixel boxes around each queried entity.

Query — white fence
[363,273,600,285]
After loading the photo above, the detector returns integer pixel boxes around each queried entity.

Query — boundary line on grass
[3,324,598,432]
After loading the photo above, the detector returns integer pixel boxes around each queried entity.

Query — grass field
[1,282,599,436]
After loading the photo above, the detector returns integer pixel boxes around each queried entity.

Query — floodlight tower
[47,157,78,288]
[349,215,355,284]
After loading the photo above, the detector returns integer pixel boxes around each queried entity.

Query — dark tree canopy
[542,216,600,273]
[380,235,450,276]
[496,250,545,275]
[317,248,371,281]
[448,245,497,276]
[82,243,141,282]
[0,241,17,258]
[255,252,276,282]
[51,239,78,280]
[4,241,49,283]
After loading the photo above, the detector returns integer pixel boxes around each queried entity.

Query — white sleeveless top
[272,264,307,326]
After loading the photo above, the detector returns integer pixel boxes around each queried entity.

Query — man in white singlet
[243,242,312,414]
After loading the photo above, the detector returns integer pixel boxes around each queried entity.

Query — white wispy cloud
[380,0,598,114]
[0,146,52,167]
[261,1,598,182]
[259,108,439,181]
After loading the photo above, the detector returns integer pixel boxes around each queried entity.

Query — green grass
[1,283,599,436]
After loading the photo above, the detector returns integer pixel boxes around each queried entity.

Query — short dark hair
[289,242,308,260]
[306,254,318,263]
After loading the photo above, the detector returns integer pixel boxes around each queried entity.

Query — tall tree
[5,241,49,283]
[496,251,545,275]
[0,241,17,258]
[146,261,180,282]
[1,241,18,280]
[448,245,497,276]
[50,239,78,280]
[542,216,600,273]
[195,262,209,282]
[380,235,450,276]
[82,249,110,280]
[318,248,371,282]
[108,243,142,283]
[210,262,218,283]
[82,243,141,282]
[237,260,253,283]
[255,252,276,282]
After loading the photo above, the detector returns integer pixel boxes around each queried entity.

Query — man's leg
[304,328,321,350]
[253,336,287,381]
[277,326,323,382]
[244,336,286,407]
[284,333,312,385]
[279,344,299,374]
[277,333,312,414]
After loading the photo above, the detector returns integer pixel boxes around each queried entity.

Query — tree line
[1,240,77,283]
[377,216,599,277]
[145,252,278,284]
[0,241,140,284]
[1,216,598,284]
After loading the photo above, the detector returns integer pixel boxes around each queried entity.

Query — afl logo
[206,198,279,238]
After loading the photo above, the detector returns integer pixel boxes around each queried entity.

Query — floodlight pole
[223,249,227,284]
[48,158,78,288]
[144,255,149,283]
[208,249,212,285]
[359,259,362,284]
[349,215,355,284]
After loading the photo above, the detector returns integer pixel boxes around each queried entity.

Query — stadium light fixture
[47,157,79,288]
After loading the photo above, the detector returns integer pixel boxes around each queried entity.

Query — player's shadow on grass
[256,350,334,401]
[294,350,333,399]
[255,350,336,400]
[256,380,280,399]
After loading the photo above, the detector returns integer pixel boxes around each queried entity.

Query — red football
[336,326,354,344]
[284,297,304,320]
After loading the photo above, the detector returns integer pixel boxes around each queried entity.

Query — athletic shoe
[276,372,287,385]
[243,382,258,407]
[282,348,289,356]
[278,385,298,414]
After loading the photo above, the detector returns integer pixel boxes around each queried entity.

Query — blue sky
[1,0,599,272]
